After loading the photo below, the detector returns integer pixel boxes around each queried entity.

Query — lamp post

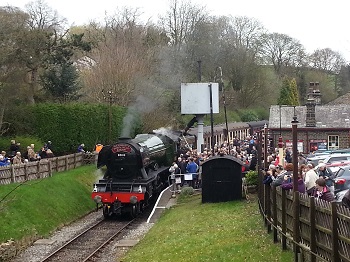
[102,89,116,144]
[278,105,284,167]
[263,123,268,171]
[291,106,300,262]
[292,107,299,193]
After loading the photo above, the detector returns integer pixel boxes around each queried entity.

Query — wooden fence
[0,152,98,185]
[258,182,350,262]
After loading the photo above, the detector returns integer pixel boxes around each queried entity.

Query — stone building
[268,83,350,153]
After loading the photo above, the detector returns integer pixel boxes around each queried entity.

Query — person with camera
[280,168,306,193]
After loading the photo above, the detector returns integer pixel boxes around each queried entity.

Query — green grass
[0,165,98,243]
[122,194,293,262]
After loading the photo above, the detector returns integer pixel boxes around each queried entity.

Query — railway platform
[147,185,177,223]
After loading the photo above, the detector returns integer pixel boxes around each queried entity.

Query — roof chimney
[307,82,322,105]
[306,98,316,127]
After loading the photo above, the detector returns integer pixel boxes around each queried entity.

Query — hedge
[3,103,135,154]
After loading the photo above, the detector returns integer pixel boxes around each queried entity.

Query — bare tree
[0,6,28,132]
[259,33,305,75]
[16,0,67,104]
[159,0,207,50]
[80,8,158,107]
[308,48,345,73]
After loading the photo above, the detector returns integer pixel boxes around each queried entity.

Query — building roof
[269,105,350,129]
[327,92,350,105]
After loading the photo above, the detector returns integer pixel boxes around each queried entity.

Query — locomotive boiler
[91,130,193,218]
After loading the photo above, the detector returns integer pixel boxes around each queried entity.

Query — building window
[328,135,339,150]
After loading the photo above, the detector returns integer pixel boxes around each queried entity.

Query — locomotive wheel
[103,205,110,218]
[130,204,137,218]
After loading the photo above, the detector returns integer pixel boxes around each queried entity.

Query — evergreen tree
[290,78,300,105]
[277,78,293,105]
[40,63,81,102]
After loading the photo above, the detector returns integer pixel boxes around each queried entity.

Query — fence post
[264,184,268,226]
[331,201,340,262]
[65,155,69,171]
[11,165,15,183]
[48,159,52,177]
[293,192,300,262]
[272,186,278,243]
[37,161,41,179]
[309,196,316,262]
[257,131,263,209]
[281,189,287,250]
[56,157,59,172]
[24,163,28,181]
[266,184,271,233]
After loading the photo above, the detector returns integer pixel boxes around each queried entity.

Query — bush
[245,170,258,185]
[238,109,259,122]
[180,186,194,196]
[3,103,132,154]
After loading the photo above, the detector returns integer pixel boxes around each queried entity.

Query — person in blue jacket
[186,157,198,188]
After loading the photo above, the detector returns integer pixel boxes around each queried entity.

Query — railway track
[40,218,134,262]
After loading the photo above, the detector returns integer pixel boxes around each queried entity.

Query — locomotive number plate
[117,153,126,157]
[112,144,132,153]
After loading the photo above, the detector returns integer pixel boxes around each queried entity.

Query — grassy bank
[0,165,98,243]
[122,194,293,262]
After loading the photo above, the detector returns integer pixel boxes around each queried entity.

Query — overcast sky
[2,0,350,62]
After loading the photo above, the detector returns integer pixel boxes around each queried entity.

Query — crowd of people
[169,135,261,191]
[169,133,350,209]
[0,140,55,166]
[263,149,350,208]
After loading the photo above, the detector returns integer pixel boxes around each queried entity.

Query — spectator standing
[318,163,334,193]
[9,140,19,158]
[285,149,292,164]
[94,143,103,153]
[12,152,23,165]
[249,154,257,171]
[186,157,198,188]
[281,170,306,193]
[178,158,187,175]
[45,141,53,151]
[45,149,54,158]
[272,163,292,187]
[298,154,307,166]
[313,178,334,202]
[304,163,319,195]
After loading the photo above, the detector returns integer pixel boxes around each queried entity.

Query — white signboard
[181,83,219,115]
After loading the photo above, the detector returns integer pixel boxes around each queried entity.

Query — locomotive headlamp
[130,196,138,204]
[93,195,102,204]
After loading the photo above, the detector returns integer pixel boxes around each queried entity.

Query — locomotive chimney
[118,137,132,141]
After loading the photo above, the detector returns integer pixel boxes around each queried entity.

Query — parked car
[326,160,350,174]
[308,152,350,167]
[335,189,349,203]
[307,154,329,167]
[332,165,350,194]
